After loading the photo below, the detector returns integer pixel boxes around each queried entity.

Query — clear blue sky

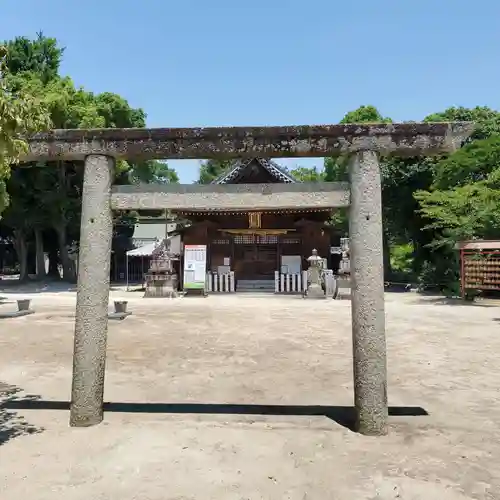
[2,0,499,182]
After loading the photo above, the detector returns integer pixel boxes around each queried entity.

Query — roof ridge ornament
[213,157,297,184]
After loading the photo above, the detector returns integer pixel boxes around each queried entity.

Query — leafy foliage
[129,160,179,184]
[2,31,63,84]
[339,105,392,125]
[198,159,232,184]
[414,108,500,288]
[320,104,500,289]
[288,166,322,182]
[2,33,500,294]
[0,46,50,213]
[431,136,500,190]
[424,106,500,141]
[324,105,391,183]
[0,34,179,282]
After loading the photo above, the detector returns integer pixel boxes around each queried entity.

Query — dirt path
[1,292,499,499]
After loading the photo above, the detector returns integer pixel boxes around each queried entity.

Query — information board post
[183,244,207,295]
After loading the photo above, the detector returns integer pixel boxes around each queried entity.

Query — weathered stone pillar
[348,150,388,436]
[70,155,114,427]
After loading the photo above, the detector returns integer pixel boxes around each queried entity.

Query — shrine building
[172,158,345,292]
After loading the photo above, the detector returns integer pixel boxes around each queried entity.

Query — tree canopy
[0,45,50,213]
[2,33,500,294]
[0,34,179,282]
[198,159,233,184]
[234,105,500,292]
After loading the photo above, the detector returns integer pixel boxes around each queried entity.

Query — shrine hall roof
[212,158,297,184]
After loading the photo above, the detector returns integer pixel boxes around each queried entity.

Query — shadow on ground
[2,399,428,432]
[0,280,125,295]
[412,296,497,307]
[0,383,44,446]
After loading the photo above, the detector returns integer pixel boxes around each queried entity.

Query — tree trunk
[45,230,61,279]
[13,230,29,282]
[47,248,60,279]
[382,228,392,281]
[55,224,75,282]
[27,246,37,276]
[34,228,46,280]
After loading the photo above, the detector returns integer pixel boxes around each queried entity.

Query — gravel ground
[0,289,499,499]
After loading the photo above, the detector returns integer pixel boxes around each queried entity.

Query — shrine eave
[172,207,334,216]
[110,182,350,211]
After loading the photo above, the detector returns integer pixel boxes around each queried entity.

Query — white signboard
[281,255,301,274]
[183,245,207,290]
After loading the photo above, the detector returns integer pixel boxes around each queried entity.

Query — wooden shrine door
[233,234,278,280]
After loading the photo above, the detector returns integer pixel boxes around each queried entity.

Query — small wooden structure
[144,238,179,298]
[458,240,500,297]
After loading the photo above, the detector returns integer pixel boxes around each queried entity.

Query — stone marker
[305,249,326,299]
[17,299,31,311]
[108,300,132,321]
[0,298,35,318]
[114,301,128,314]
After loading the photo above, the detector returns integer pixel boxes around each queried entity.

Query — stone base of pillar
[144,273,178,298]
[304,283,325,299]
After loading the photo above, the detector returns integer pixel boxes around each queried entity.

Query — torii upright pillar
[70,154,114,427]
[349,150,388,435]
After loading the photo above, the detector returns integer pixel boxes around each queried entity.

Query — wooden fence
[274,271,308,294]
[205,272,236,292]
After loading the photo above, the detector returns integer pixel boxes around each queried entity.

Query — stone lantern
[305,249,325,299]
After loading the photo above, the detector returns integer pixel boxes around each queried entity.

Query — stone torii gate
[24,122,473,436]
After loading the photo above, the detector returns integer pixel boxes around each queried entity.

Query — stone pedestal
[114,301,128,313]
[17,299,31,311]
[307,282,324,298]
[304,249,326,299]
[144,273,178,298]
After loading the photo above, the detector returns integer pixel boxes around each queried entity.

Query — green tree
[324,105,391,183]
[413,136,500,289]
[339,105,392,125]
[411,107,500,290]
[323,105,392,245]
[198,159,232,184]
[0,34,179,281]
[424,106,500,142]
[431,135,500,190]
[289,166,323,182]
[0,45,50,215]
[7,72,107,281]
[2,31,63,84]
[130,160,179,184]
[1,168,39,280]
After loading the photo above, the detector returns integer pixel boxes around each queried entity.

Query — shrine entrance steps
[236,279,275,293]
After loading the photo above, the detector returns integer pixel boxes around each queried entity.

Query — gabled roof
[212,158,297,184]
